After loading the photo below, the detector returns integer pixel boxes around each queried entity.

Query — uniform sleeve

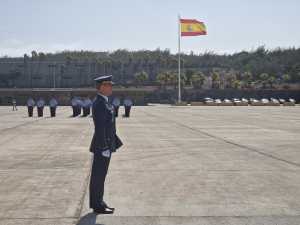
[93,103,109,151]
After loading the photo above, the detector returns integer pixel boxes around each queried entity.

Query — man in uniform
[71,97,79,117]
[77,97,83,116]
[89,75,123,214]
[49,97,58,117]
[27,97,35,117]
[12,98,17,111]
[37,98,45,117]
[123,97,133,117]
[112,97,121,117]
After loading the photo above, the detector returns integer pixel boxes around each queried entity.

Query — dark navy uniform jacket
[89,94,123,153]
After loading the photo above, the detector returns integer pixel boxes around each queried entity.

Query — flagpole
[178,14,181,103]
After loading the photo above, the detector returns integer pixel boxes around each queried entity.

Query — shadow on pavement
[76,212,104,225]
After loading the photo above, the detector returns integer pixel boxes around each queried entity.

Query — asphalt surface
[0,105,299,225]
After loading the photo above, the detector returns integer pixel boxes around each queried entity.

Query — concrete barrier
[268,102,281,106]
[174,101,188,106]
[251,102,265,106]
[234,102,248,106]
[220,102,234,106]
[205,102,218,106]
[283,102,295,106]
[190,101,204,106]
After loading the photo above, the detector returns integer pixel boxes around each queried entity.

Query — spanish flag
[180,19,207,36]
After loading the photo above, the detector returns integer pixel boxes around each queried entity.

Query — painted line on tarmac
[0,117,47,134]
[74,156,93,225]
[141,109,300,168]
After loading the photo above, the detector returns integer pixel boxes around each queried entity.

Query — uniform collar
[97,93,108,103]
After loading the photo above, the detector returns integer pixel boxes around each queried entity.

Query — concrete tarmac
[0,105,299,225]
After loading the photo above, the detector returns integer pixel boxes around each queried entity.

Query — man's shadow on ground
[76,212,104,225]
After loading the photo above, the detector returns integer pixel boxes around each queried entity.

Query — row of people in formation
[26,97,58,117]
[26,97,133,118]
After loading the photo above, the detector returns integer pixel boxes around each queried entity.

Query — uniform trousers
[89,150,111,209]
[114,106,119,117]
[83,107,90,117]
[28,106,33,117]
[72,106,76,117]
[124,106,131,117]
[37,107,44,117]
[50,107,56,117]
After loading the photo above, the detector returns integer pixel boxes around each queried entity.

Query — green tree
[190,72,205,89]
[268,76,276,89]
[282,74,292,89]
[31,50,38,58]
[233,80,242,89]
[134,71,149,86]
[168,72,176,89]
[225,71,237,88]
[2,46,300,88]
[185,69,194,86]
[259,73,269,89]
[282,74,291,83]
[173,72,187,89]
[156,72,168,89]
[38,52,46,61]
[242,71,253,88]
[211,71,220,89]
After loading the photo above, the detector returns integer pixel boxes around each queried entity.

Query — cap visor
[102,81,114,85]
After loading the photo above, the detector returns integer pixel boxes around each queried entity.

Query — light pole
[76,64,84,87]
[48,63,57,89]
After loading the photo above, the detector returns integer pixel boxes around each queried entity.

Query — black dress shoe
[101,201,115,210]
[93,207,114,214]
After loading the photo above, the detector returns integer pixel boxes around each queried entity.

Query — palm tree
[211,71,220,89]
[66,55,73,66]
[282,74,291,83]
[31,50,38,59]
[233,80,242,89]
[23,54,29,87]
[134,71,149,86]
[169,72,177,90]
[242,71,253,88]
[268,76,276,89]
[190,72,205,89]
[156,72,168,89]
[225,71,237,89]
[35,52,46,86]
[30,51,38,88]
[282,74,291,89]
[185,69,194,86]
[259,73,269,89]
[173,72,187,89]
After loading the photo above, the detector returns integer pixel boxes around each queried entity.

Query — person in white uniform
[112,97,121,117]
[12,98,17,111]
[37,98,45,117]
[71,97,79,117]
[123,98,133,117]
[83,97,93,117]
[27,98,35,117]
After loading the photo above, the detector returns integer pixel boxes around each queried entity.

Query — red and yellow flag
[180,19,207,36]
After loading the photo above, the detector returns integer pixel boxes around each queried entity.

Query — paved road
[0,106,299,225]
[0,106,92,225]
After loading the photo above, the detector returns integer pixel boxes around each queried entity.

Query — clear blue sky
[1,0,300,57]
